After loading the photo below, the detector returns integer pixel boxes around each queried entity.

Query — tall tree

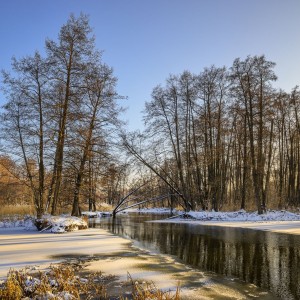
[71,63,121,216]
[144,74,196,210]
[46,14,96,215]
[1,14,125,217]
[230,55,277,213]
[197,66,229,211]
[1,52,48,218]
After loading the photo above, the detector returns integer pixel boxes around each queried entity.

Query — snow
[0,212,279,299]
[122,208,300,235]
[124,207,300,222]
[81,211,99,218]
[183,209,300,221]
[40,215,88,233]
[24,276,41,293]
[124,207,177,214]
[81,211,112,218]
[150,209,300,235]
[0,228,131,280]
[3,209,300,236]
[0,215,88,233]
[0,216,36,230]
[56,291,75,300]
[0,227,200,297]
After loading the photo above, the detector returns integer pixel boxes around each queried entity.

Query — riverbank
[0,227,130,279]
[124,208,300,235]
[151,216,300,235]
[0,226,275,299]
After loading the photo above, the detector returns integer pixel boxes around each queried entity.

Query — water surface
[90,213,300,299]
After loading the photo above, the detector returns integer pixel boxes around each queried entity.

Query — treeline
[1,16,299,216]
[128,56,300,213]
[0,15,126,217]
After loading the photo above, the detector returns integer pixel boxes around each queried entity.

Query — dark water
[90,214,300,299]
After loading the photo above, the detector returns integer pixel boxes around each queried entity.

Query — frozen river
[91,213,300,299]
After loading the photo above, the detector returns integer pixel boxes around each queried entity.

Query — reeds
[0,205,34,217]
[124,272,181,300]
[0,265,107,300]
[0,266,181,300]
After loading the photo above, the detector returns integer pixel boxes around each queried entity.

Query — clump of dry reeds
[0,265,181,300]
[0,205,35,218]
[0,265,107,300]
[124,273,181,300]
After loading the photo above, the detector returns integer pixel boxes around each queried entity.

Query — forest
[1,14,300,217]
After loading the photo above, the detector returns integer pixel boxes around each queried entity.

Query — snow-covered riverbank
[0,227,131,279]
[2,209,300,236]
[152,218,300,235]
[181,209,300,221]
[0,218,276,299]
[146,209,300,235]
[1,209,300,298]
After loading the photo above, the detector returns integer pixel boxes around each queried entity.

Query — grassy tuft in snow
[0,264,107,300]
[0,265,181,300]
[126,272,181,300]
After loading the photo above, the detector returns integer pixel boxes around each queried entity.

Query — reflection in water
[90,214,300,300]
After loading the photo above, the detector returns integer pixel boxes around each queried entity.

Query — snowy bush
[35,215,88,233]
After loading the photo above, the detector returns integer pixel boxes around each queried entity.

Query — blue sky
[0,0,299,130]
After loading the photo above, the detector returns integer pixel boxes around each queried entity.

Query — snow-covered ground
[0,215,88,233]
[1,209,300,298]
[2,209,300,235]
[184,209,300,221]
[126,207,300,220]
[81,211,112,218]
[0,227,131,280]
[36,215,88,233]
[124,207,176,214]
[0,216,36,229]
[148,209,300,235]
[78,207,300,235]
[122,207,300,220]
[0,226,273,299]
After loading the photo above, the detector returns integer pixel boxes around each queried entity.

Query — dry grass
[57,203,113,215]
[0,265,181,300]
[0,265,108,300]
[97,203,113,212]
[79,203,113,213]
[123,273,181,300]
[0,205,35,217]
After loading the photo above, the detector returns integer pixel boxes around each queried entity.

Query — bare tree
[1,52,49,218]
[230,55,277,213]
[46,14,96,215]
[71,63,121,216]
[1,14,125,217]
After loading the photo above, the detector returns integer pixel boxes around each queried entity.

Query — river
[90,213,300,299]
